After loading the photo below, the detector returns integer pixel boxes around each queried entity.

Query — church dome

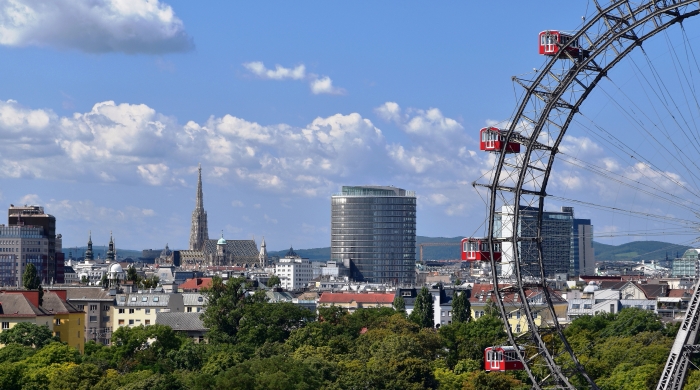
[286,246,298,257]
[217,235,227,245]
[583,281,599,293]
[109,263,123,274]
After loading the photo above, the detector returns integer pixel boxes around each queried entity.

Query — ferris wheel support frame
[480,1,700,388]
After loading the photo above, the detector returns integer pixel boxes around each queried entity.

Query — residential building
[183,293,206,313]
[113,292,184,329]
[156,312,207,343]
[179,277,213,292]
[399,285,465,327]
[0,290,54,332]
[43,290,84,353]
[275,247,313,291]
[317,292,395,312]
[331,186,416,285]
[64,287,114,345]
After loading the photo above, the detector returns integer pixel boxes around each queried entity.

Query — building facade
[8,205,62,284]
[0,226,49,287]
[113,292,184,329]
[499,205,575,279]
[274,247,313,291]
[571,217,594,276]
[672,249,700,278]
[331,186,416,285]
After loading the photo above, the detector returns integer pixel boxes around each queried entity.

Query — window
[120,297,126,302]
[118,319,125,325]
[77,331,80,338]
[1,322,8,329]
[55,319,61,325]
[583,304,592,309]
[198,296,203,302]
[130,297,136,302]
[89,305,97,311]
[89,316,97,323]
[118,309,125,314]
[187,307,192,313]
[103,305,110,311]
[515,324,521,333]
[145,309,151,314]
[77,304,85,310]
[197,307,202,313]
[102,317,110,323]
[55,331,60,338]
[145,320,151,325]
[142,297,148,302]
[128,319,134,325]
[78,318,80,325]
[571,304,580,309]
[129,309,135,314]
[441,311,445,317]
[153,297,159,302]
[516,311,521,319]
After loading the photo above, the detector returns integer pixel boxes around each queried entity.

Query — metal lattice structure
[474,1,700,388]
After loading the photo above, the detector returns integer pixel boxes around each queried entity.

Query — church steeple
[85,231,94,261]
[106,232,115,262]
[189,163,209,251]
[259,237,268,267]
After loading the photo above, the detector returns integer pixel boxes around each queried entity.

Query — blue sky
[0,1,697,252]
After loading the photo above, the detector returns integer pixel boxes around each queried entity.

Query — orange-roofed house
[317,292,395,312]
[179,278,213,292]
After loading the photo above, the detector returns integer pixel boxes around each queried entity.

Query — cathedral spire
[189,163,209,251]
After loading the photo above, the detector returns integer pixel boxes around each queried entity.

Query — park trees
[0,322,58,349]
[408,287,434,328]
[451,290,471,323]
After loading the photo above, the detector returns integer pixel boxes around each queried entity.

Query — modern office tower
[499,205,575,279]
[331,186,416,285]
[571,217,594,276]
[8,205,59,284]
[0,225,49,286]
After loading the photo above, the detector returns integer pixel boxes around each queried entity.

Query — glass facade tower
[331,186,416,285]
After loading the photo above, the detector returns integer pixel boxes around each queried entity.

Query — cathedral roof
[204,239,258,258]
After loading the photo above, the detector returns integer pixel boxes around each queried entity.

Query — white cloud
[231,200,244,207]
[309,76,344,95]
[242,61,345,95]
[375,102,401,122]
[0,0,193,53]
[243,62,306,80]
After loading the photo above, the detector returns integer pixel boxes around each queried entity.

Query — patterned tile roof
[318,292,394,304]
[156,312,207,331]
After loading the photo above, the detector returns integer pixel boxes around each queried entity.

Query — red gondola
[479,127,520,153]
[461,238,501,262]
[484,346,525,372]
[538,30,585,57]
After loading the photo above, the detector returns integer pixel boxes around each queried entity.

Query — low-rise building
[317,292,394,312]
[179,277,213,292]
[64,287,114,345]
[113,292,184,329]
[43,290,84,353]
[155,312,207,343]
[183,293,206,313]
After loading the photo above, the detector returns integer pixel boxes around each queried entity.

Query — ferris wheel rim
[482,1,700,388]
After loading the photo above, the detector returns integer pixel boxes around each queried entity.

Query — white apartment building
[274,247,313,291]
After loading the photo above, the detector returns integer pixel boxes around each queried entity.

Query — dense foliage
[0,277,688,389]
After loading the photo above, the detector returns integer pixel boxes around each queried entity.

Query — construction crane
[418,242,462,263]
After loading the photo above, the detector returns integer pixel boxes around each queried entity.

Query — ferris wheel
[470,1,700,388]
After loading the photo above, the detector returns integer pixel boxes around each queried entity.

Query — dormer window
[130,297,136,302]
[153,297,159,302]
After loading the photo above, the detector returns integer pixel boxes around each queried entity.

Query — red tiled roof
[318,292,394,304]
[179,278,213,291]
[668,289,691,298]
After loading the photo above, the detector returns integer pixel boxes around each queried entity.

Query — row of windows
[118,308,161,314]
[332,197,416,205]
[332,238,415,246]
[332,207,416,214]
[119,296,161,303]
[118,319,151,325]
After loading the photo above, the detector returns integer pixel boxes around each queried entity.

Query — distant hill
[592,241,691,261]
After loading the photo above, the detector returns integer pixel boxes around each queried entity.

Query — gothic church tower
[189,164,209,250]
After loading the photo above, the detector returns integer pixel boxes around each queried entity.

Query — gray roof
[204,239,258,259]
[156,312,207,331]
[64,287,114,302]
[116,293,176,307]
[0,293,48,316]
[182,293,207,306]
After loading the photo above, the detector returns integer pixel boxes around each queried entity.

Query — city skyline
[0,1,695,251]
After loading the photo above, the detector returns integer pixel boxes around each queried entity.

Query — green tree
[0,322,58,349]
[140,276,160,289]
[200,276,260,344]
[23,263,40,290]
[266,275,281,288]
[126,266,139,284]
[80,275,89,284]
[409,287,434,328]
[451,290,471,323]
[393,296,406,312]
[100,274,109,289]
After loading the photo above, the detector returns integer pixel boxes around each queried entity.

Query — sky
[0,1,698,252]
